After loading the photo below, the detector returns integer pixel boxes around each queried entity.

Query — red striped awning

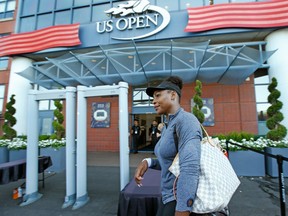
[0,23,81,57]
[185,0,288,32]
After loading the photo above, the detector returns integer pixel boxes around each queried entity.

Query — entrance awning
[18,40,274,89]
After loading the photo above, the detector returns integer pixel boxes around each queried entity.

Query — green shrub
[2,94,17,140]
[39,135,50,141]
[52,100,65,139]
[192,80,205,124]
[266,77,287,140]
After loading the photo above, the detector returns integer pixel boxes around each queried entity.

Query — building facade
[1,0,288,152]
[0,0,17,133]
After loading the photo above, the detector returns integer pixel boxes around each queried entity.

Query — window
[92,4,110,22]
[37,13,53,29]
[0,34,9,69]
[156,0,178,11]
[133,88,153,107]
[214,0,230,4]
[19,16,36,32]
[73,6,91,24]
[55,10,72,25]
[74,0,92,7]
[39,100,56,110]
[254,74,270,135]
[56,0,73,10]
[21,0,37,16]
[39,0,55,13]
[0,57,8,69]
[0,85,5,115]
[0,0,15,19]
[180,0,204,9]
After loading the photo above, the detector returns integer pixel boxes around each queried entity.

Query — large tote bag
[169,125,240,214]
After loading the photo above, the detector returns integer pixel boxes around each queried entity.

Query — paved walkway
[0,152,287,216]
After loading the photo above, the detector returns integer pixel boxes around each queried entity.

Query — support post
[119,82,130,190]
[20,90,42,206]
[62,87,77,208]
[73,86,89,210]
[277,155,286,216]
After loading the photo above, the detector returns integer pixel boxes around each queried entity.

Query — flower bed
[0,139,9,163]
[38,138,66,149]
[217,137,288,176]
[0,137,66,163]
[4,138,27,162]
[39,138,66,172]
[218,136,288,152]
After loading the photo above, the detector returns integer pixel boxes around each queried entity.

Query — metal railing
[226,140,288,216]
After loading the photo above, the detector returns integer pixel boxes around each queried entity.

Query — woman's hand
[134,159,148,185]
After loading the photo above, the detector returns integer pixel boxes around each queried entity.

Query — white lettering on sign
[95,0,170,40]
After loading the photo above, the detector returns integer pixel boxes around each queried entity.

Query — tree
[2,94,17,139]
[192,80,205,124]
[51,100,65,139]
[266,77,287,141]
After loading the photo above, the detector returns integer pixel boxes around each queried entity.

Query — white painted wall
[265,28,288,138]
[8,57,33,136]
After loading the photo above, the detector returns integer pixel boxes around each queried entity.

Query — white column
[73,86,89,210]
[8,57,33,136]
[265,28,288,138]
[62,87,77,208]
[20,90,42,206]
[118,82,130,190]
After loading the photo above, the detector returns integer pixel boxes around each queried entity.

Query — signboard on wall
[91,102,111,128]
[191,98,215,126]
[96,0,171,40]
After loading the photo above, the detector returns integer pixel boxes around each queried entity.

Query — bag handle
[200,124,209,137]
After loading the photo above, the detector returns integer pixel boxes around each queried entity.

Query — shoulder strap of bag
[200,124,209,137]
[173,125,179,152]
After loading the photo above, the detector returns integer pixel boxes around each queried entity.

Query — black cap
[146,80,181,97]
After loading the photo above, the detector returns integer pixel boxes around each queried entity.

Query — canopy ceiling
[18,40,274,89]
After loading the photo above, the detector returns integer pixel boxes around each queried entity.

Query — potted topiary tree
[2,94,17,140]
[51,100,65,140]
[40,100,66,172]
[264,77,288,177]
[192,80,205,124]
[2,95,27,162]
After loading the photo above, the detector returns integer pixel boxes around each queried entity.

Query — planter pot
[9,149,27,161]
[0,147,9,163]
[40,147,66,173]
[265,147,288,177]
[228,150,265,176]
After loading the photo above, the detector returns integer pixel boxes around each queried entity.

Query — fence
[226,140,288,216]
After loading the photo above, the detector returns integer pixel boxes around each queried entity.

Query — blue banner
[91,102,111,128]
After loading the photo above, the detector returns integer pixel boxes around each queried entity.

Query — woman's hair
[165,76,183,91]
